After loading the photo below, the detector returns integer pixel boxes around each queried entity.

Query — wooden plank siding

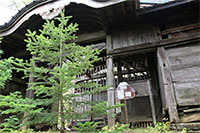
[112,24,161,49]
[166,43,200,106]
[108,32,200,56]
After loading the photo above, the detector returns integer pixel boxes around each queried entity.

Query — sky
[0,0,17,25]
[0,0,173,26]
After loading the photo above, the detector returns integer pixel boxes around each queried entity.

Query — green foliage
[0,38,19,131]
[0,91,44,131]
[0,58,13,89]
[100,122,129,133]
[83,102,124,119]
[0,10,122,132]
[74,121,129,133]
[0,38,53,131]
[181,128,187,133]
[1,129,34,133]
[73,121,101,132]
[0,115,20,132]
[0,38,13,89]
[6,10,109,132]
[147,121,170,133]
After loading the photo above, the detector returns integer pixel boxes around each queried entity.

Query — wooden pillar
[147,53,163,123]
[117,58,125,123]
[106,35,115,127]
[157,47,179,123]
[147,80,156,125]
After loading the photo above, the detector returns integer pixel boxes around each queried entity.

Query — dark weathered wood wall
[166,43,200,106]
[157,21,200,124]
[112,24,161,49]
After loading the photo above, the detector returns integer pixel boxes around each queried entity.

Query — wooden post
[117,59,125,123]
[123,94,129,124]
[157,47,179,123]
[106,35,115,128]
[147,80,156,125]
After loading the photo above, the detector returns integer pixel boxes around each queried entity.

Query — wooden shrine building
[0,0,199,130]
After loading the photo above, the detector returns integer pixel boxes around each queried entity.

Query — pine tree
[0,38,13,89]
[0,38,40,132]
[8,10,109,132]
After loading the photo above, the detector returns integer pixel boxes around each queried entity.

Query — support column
[157,47,179,123]
[117,58,125,123]
[106,35,115,127]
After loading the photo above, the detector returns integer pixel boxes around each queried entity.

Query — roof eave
[0,0,125,37]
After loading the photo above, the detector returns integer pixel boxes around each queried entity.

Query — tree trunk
[59,35,65,133]
[21,71,35,130]
[60,98,65,133]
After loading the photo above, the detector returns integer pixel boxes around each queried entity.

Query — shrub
[147,121,170,133]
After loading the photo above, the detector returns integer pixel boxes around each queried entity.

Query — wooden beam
[183,107,200,113]
[170,122,200,130]
[91,42,106,50]
[137,0,197,15]
[161,23,200,35]
[75,68,147,83]
[106,35,115,128]
[75,30,106,43]
[117,115,153,123]
[108,32,200,56]
[121,58,150,78]
[157,47,179,123]
[179,112,200,123]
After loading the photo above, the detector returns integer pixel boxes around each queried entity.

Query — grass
[36,128,178,133]
[7,128,182,133]
[126,128,175,133]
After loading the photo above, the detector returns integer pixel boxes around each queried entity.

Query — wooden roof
[0,0,198,58]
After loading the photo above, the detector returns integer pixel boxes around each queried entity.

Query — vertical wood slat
[106,35,115,127]
[147,80,156,125]
[157,47,179,123]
